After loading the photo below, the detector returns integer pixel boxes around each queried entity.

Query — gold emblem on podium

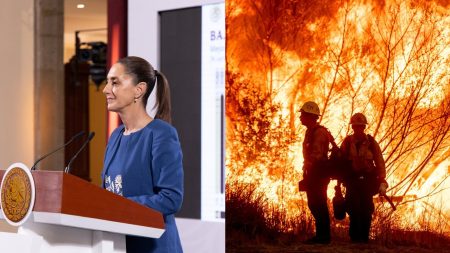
[0,163,35,226]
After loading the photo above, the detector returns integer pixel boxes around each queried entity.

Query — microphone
[31,131,85,171]
[64,132,95,174]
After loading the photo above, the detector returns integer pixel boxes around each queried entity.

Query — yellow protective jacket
[302,125,330,176]
[340,134,386,179]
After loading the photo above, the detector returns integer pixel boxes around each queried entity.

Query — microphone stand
[65,132,95,174]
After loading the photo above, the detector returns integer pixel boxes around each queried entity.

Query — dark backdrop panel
[160,7,201,219]
[64,61,90,181]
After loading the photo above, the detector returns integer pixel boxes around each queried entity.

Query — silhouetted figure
[340,113,387,243]
[298,101,331,244]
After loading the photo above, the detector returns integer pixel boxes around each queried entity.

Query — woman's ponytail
[154,70,172,123]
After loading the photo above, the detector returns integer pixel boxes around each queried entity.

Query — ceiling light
[77,4,85,9]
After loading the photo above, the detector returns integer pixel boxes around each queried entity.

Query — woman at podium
[101,56,184,253]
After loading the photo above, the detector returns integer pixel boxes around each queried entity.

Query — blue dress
[102,119,184,253]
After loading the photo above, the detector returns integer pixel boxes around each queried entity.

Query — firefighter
[299,101,331,244]
[340,113,388,243]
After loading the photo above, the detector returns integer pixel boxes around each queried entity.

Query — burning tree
[226,0,450,235]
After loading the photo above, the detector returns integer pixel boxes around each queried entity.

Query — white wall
[0,0,34,169]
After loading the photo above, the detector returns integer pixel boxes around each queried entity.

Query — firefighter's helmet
[300,101,321,116]
[350,113,368,125]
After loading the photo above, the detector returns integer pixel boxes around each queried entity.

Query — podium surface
[0,170,165,253]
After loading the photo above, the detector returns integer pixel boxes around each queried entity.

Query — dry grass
[226,181,450,253]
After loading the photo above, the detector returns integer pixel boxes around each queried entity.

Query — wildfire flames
[226,0,450,233]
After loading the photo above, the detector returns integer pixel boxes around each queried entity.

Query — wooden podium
[0,170,165,253]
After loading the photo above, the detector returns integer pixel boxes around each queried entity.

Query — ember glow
[226,0,450,232]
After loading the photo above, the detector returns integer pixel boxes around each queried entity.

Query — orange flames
[226,0,450,232]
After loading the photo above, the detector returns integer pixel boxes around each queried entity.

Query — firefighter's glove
[379,182,388,195]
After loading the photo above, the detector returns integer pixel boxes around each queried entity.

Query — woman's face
[103,63,138,112]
